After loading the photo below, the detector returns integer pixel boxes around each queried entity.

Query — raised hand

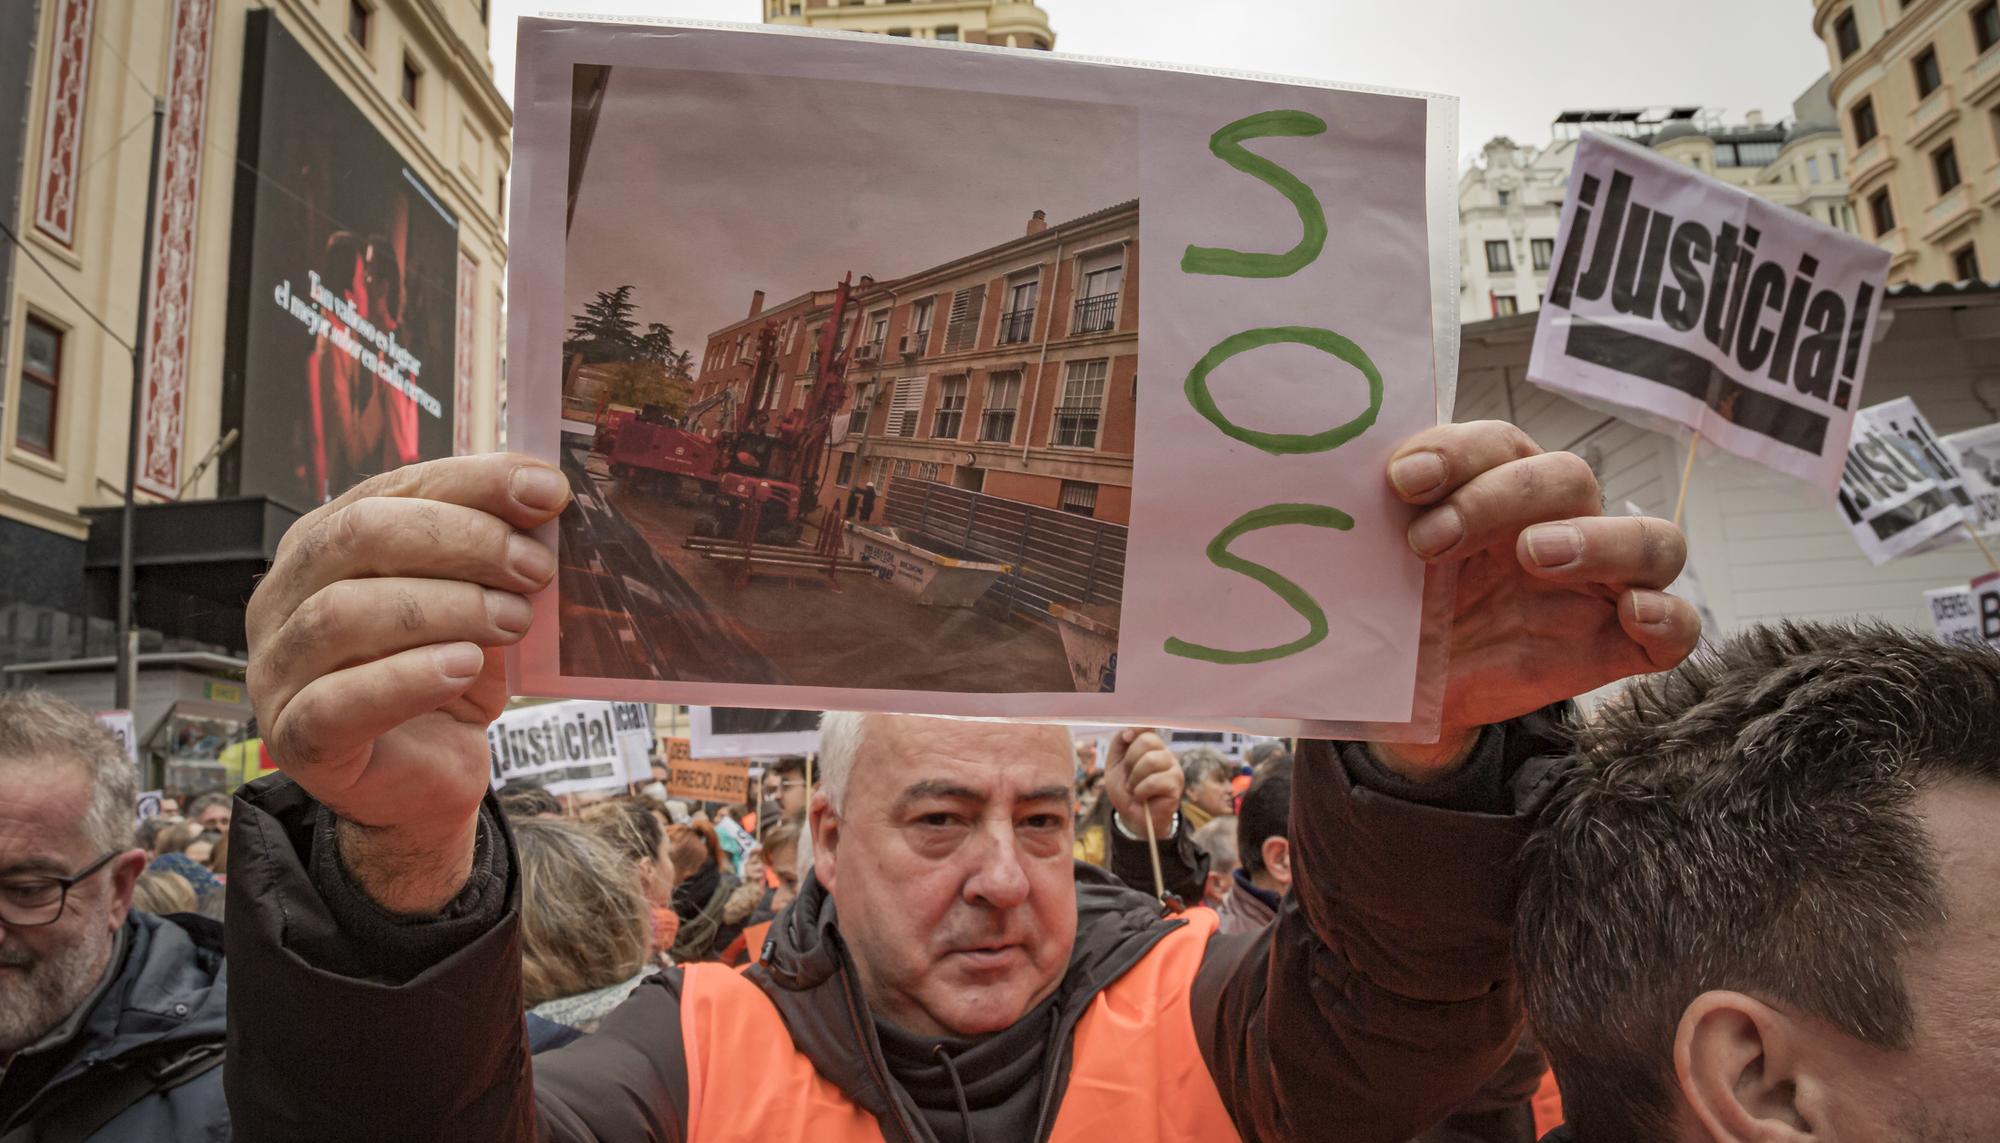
[1102,729,1182,841]
[244,454,570,910]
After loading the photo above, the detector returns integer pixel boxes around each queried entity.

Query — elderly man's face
[0,758,144,1052]
[816,716,1076,1039]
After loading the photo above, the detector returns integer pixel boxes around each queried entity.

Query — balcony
[1983,162,2000,207]
[1922,183,1979,241]
[998,308,1035,345]
[1907,86,1958,149]
[1072,293,1119,335]
[1878,226,1916,269]
[1968,43,2000,106]
[1849,136,1894,188]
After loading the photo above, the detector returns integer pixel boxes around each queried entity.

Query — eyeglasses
[0,851,120,928]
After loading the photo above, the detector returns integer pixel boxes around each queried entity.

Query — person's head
[187,792,231,832]
[665,820,722,881]
[204,828,229,876]
[1517,622,2000,1143]
[0,692,149,1053]
[760,821,803,910]
[135,816,175,856]
[1178,748,1235,818]
[649,761,670,786]
[157,796,180,819]
[768,756,811,821]
[513,816,650,1009]
[129,871,196,917]
[154,819,204,857]
[1235,771,1291,894]
[1246,740,1292,778]
[581,796,677,910]
[1073,739,1099,776]
[814,712,1076,1039]
[184,830,220,867]
[497,781,561,819]
[1191,815,1238,910]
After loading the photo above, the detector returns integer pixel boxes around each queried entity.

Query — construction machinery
[604,387,735,498]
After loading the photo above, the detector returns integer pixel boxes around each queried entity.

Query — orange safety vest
[680,908,1238,1143]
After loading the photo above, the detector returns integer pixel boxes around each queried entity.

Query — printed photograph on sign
[1837,398,1973,565]
[1946,424,2000,536]
[508,19,1452,729]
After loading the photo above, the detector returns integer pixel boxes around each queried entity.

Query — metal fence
[880,479,1126,625]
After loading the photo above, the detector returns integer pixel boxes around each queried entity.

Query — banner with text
[662,737,754,804]
[1945,423,2000,538]
[1926,585,1983,647]
[1974,573,2000,649]
[1838,398,1973,565]
[487,700,655,796]
[1528,133,1889,489]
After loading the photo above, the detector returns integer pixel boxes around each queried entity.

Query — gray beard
[0,925,115,1053]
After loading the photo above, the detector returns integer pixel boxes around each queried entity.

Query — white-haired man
[224,421,1698,1141]
[0,692,227,1140]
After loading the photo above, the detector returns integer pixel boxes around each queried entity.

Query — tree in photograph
[565,285,641,364]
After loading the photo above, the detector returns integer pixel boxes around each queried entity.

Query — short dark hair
[1235,770,1290,880]
[768,755,808,781]
[498,781,561,819]
[1245,740,1291,771]
[187,792,231,817]
[1517,622,2000,1142]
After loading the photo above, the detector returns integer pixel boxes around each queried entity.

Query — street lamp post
[114,99,166,713]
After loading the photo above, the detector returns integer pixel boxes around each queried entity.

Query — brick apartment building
[694,200,1139,523]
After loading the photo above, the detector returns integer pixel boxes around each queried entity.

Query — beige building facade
[2,0,510,671]
[1816,0,2000,283]
[764,0,1054,49]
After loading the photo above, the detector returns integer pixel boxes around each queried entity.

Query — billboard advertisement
[223,11,458,508]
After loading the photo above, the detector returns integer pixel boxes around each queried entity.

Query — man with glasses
[0,692,228,1140]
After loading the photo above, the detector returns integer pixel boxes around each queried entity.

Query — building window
[1869,186,1896,236]
[1913,46,1942,99]
[1059,480,1098,517]
[1000,275,1038,345]
[1851,97,1878,145]
[867,310,888,356]
[1833,9,1860,60]
[889,376,926,437]
[1978,1,2000,52]
[348,0,371,48]
[980,371,1020,443]
[1530,238,1554,271]
[904,297,934,355]
[1952,243,1981,281]
[401,54,422,111]
[1485,240,1513,273]
[1052,360,1107,449]
[932,376,967,439]
[1497,189,1513,207]
[1935,141,1963,194]
[1493,294,1519,318]
[1073,259,1122,334]
[1806,156,1822,184]
[936,25,958,41]
[15,317,61,458]
[944,285,985,353]
[477,0,489,24]
[836,451,856,487]
[847,383,871,435]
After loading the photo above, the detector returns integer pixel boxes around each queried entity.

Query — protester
[1516,623,2000,1142]
[157,795,182,819]
[1216,770,1290,936]
[497,781,562,819]
[1175,747,1235,830]
[514,816,656,1035]
[187,792,231,832]
[0,691,228,1139]
[1190,814,1238,911]
[154,819,204,857]
[205,829,229,878]
[145,851,225,922]
[763,755,812,825]
[130,870,198,917]
[135,816,177,857]
[664,820,749,962]
[224,423,1698,1140]
[184,830,220,867]
[579,796,680,962]
[1245,740,1292,778]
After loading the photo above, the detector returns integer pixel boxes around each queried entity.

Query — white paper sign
[95,710,138,770]
[1945,423,2000,537]
[1528,133,1890,489]
[1975,572,2000,649]
[689,707,820,761]
[1837,398,1971,565]
[1926,585,1983,647]
[504,19,1457,735]
[135,790,164,823]
[487,699,655,796]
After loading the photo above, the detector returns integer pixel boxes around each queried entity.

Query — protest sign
[663,737,754,804]
[689,707,819,760]
[1527,133,1890,490]
[1975,573,2000,648]
[487,699,655,796]
[95,710,138,770]
[1837,399,1972,565]
[505,18,1457,736]
[135,790,164,824]
[1926,585,1983,647]
[1945,423,2000,537]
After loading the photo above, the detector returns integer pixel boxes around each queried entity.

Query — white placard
[1975,572,2000,649]
[1528,133,1890,489]
[688,706,820,760]
[1926,585,1983,647]
[135,790,164,824]
[487,699,655,796]
[1837,398,1971,565]
[95,710,138,770]
[504,18,1456,738]
[1944,423,2000,537]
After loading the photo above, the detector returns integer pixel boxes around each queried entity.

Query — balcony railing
[1922,184,1977,240]
[1850,137,1891,185]
[998,308,1035,345]
[1072,293,1119,335]
[1971,43,2000,104]
[1908,87,1957,147]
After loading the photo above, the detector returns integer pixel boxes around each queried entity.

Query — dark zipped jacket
[225,712,1569,1142]
[0,911,228,1142]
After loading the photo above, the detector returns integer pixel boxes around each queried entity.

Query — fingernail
[1631,590,1669,626]
[1524,523,1582,568]
[484,590,533,634]
[1407,506,1464,558]
[436,642,483,680]
[1388,451,1448,498]
[507,534,556,583]
[511,465,568,512]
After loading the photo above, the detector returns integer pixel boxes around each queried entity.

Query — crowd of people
[3,423,1998,1141]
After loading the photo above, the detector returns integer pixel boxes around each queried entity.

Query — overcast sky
[489,0,1834,163]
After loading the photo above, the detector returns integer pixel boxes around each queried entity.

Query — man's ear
[809,791,839,893]
[1261,836,1292,888]
[1203,870,1230,902]
[1675,991,1823,1143]
[107,848,148,931]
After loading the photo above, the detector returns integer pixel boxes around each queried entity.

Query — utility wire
[0,217,136,352]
